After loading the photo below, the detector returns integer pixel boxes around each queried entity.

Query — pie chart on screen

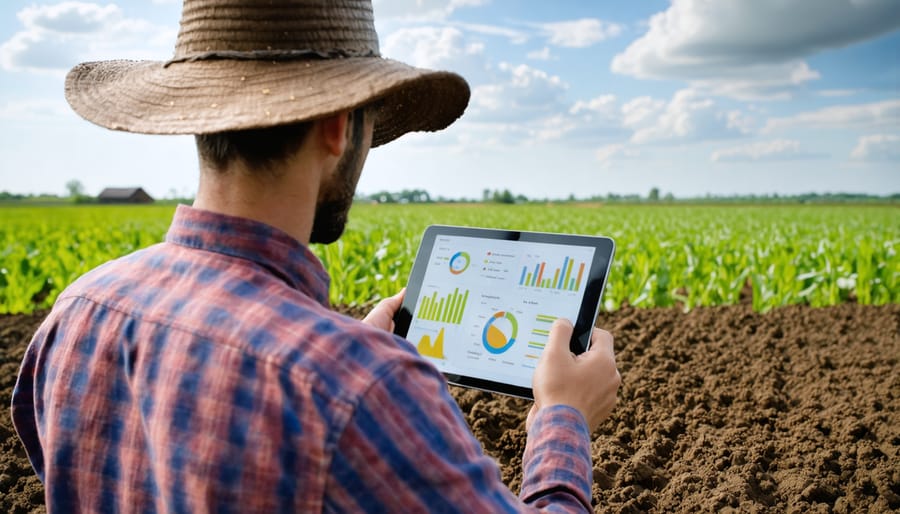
[482,311,518,354]
[449,251,470,274]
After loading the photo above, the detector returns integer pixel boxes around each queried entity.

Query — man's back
[13,206,527,512]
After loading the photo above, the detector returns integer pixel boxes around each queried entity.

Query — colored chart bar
[528,314,556,350]
[518,259,586,291]
[417,288,469,324]
[536,314,557,323]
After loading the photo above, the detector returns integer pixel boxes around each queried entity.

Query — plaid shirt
[12,205,593,513]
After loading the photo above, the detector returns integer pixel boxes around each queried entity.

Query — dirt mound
[2,304,898,513]
[1,311,48,514]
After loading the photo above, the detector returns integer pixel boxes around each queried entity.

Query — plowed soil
[2,304,898,513]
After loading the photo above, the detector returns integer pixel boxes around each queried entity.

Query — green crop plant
[1,203,896,314]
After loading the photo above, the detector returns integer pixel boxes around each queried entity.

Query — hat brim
[64,57,470,147]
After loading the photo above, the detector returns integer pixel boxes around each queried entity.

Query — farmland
[1,203,897,314]
[1,202,898,512]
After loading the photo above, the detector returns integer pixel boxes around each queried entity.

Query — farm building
[97,187,154,204]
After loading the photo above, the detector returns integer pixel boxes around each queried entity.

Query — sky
[1,0,898,200]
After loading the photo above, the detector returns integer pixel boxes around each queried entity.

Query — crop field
[1,202,898,512]
[1,203,897,314]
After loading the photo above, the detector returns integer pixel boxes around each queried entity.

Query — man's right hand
[528,318,620,433]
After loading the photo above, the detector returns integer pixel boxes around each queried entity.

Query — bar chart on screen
[416,288,469,324]
[518,256,586,292]
[520,313,556,367]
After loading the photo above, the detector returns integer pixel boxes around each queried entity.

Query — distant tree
[65,179,94,203]
[492,189,514,204]
[374,191,395,203]
[0,191,25,201]
[648,187,660,202]
[65,179,85,198]
[663,192,674,202]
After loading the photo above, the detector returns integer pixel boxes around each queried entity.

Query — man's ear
[318,111,350,157]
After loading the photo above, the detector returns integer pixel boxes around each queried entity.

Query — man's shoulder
[257,301,423,391]
[59,243,164,298]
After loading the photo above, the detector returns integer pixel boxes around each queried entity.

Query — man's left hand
[362,289,405,332]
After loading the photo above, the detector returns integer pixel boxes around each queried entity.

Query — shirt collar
[165,204,331,306]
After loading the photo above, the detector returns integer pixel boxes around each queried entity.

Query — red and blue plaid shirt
[12,205,593,513]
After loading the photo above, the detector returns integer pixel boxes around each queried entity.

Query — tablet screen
[394,225,615,398]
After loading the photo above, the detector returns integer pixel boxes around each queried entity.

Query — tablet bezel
[393,224,616,399]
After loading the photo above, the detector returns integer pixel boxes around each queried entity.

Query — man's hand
[527,318,620,433]
[362,289,405,332]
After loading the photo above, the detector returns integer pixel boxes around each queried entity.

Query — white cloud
[621,96,665,130]
[469,62,568,122]
[561,94,628,144]
[570,95,618,117]
[526,46,554,61]
[850,134,900,161]
[381,26,574,146]
[382,22,758,151]
[536,18,623,48]
[1,2,176,73]
[452,22,529,44]
[817,89,861,98]
[1,29,78,73]
[629,89,753,144]
[0,99,72,120]
[372,0,487,21]
[596,143,639,164]
[611,0,900,99]
[710,139,822,162]
[18,2,122,33]
[383,24,574,126]
[686,62,821,101]
[526,114,576,143]
[381,26,489,82]
[763,99,900,132]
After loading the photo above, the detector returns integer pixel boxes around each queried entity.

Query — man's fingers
[372,289,405,315]
[544,318,575,359]
[362,289,405,330]
[587,328,614,355]
[382,288,405,308]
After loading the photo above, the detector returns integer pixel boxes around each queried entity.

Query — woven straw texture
[64,0,470,147]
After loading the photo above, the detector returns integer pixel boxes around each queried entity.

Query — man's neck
[192,156,324,245]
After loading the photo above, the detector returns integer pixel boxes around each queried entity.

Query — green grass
[1,203,897,314]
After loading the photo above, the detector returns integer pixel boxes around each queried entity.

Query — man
[12,0,621,512]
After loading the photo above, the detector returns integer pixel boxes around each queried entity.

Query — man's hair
[195,121,314,172]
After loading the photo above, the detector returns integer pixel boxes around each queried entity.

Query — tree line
[2,183,898,205]
[355,187,900,205]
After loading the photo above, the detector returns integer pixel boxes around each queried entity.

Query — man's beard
[310,110,367,244]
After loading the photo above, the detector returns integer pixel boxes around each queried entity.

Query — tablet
[393,225,615,399]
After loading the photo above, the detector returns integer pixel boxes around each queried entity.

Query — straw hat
[64,0,470,147]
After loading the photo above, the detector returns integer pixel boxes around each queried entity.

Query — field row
[1,204,897,314]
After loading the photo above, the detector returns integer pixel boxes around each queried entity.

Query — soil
[2,304,898,513]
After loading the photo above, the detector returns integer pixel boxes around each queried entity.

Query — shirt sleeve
[323,356,593,513]
[10,316,51,481]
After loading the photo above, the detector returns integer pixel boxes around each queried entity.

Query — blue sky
[1,0,898,200]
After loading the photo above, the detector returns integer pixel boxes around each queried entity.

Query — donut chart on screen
[482,311,518,354]
[449,251,470,274]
